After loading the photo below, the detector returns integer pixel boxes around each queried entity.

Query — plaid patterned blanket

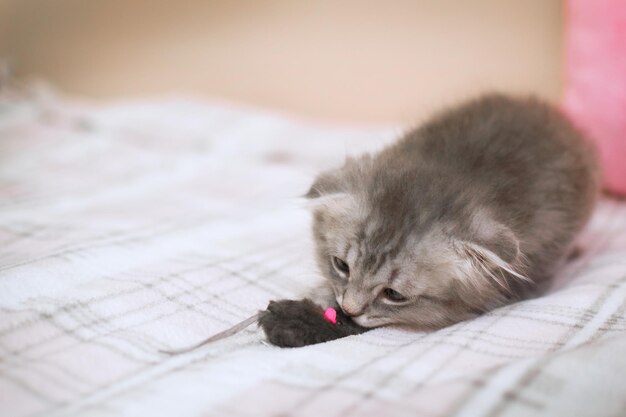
[1,89,625,417]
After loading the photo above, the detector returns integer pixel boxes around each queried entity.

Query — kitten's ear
[470,211,520,264]
[454,216,528,292]
[304,168,345,199]
[472,222,520,265]
[305,155,370,199]
[304,168,361,216]
[304,191,359,216]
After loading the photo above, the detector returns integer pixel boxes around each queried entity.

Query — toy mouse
[160,299,367,354]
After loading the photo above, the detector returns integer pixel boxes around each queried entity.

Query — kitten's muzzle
[341,288,367,317]
[341,302,364,317]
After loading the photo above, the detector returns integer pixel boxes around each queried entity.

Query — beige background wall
[0,0,563,123]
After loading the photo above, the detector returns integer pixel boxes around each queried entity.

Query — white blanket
[1,89,625,417]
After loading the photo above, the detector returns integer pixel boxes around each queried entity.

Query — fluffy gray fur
[261,93,599,346]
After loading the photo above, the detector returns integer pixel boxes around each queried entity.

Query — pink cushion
[563,0,626,196]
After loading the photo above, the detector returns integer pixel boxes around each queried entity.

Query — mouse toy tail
[159,313,260,355]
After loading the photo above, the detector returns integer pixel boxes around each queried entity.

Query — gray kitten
[259,93,599,347]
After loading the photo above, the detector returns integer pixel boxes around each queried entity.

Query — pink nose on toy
[323,308,337,324]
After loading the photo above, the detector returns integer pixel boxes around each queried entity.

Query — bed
[1,88,625,417]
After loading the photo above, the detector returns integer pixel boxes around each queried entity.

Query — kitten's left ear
[469,211,520,264]
[455,214,528,292]
[472,221,520,265]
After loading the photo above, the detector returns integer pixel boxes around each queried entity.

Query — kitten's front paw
[258,299,344,347]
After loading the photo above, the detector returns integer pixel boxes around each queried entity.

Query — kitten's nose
[342,288,366,316]
[341,301,363,317]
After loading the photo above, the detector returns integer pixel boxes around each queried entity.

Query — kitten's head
[306,156,528,330]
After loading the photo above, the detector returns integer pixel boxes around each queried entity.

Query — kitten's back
[374,94,599,283]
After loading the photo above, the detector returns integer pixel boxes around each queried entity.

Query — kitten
[260,93,599,347]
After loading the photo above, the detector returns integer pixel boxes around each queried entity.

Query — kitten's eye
[331,256,350,277]
[383,288,407,303]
